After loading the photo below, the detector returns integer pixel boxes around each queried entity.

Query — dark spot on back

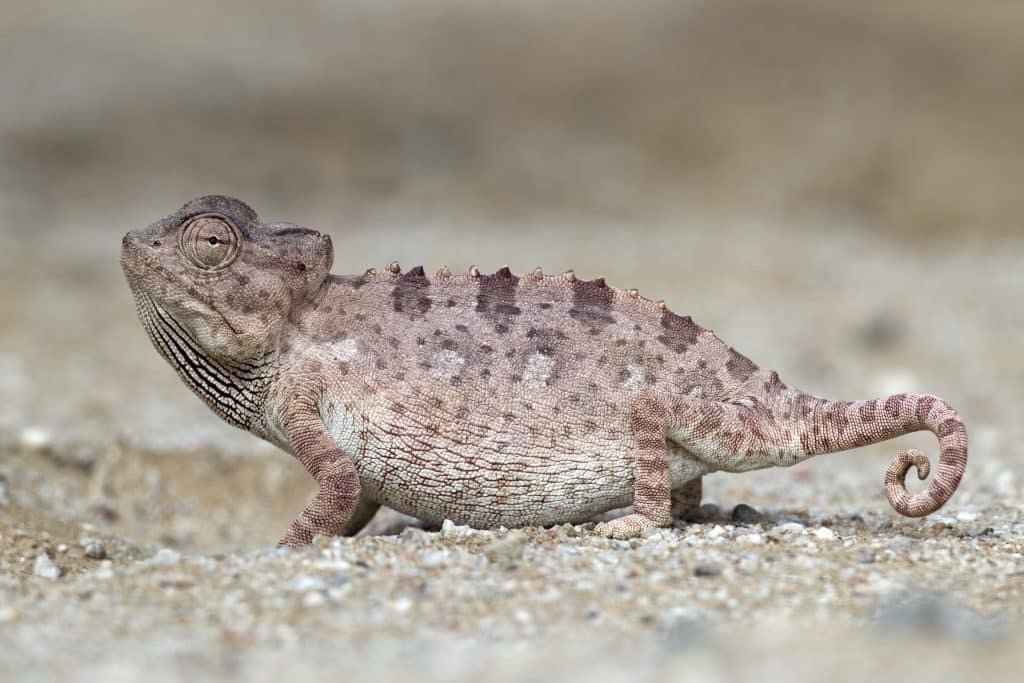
[568,279,615,327]
[391,273,433,317]
[476,271,521,323]
[764,371,786,395]
[657,311,701,354]
[725,348,758,382]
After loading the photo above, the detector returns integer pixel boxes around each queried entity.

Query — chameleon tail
[785,392,968,517]
[669,388,967,516]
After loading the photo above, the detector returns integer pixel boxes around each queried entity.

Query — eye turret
[181,214,241,270]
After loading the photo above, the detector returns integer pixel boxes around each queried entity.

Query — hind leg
[671,477,703,521]
[343,497,381,536]
[596,395,674,539]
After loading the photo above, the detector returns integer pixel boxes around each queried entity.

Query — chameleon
[121,195,968,546]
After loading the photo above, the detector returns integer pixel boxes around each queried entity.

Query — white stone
[19,427,52,451]
[813,527,836,541]
[441,519,473,536]
[33,554,60,580]
[151,548,182,565]
[707,525,727,539]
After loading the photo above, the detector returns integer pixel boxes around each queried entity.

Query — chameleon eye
[181,214,240,270]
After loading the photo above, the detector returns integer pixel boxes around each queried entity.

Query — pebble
[693,564,722,578]
[0,606,15,623]
[440,519,474,537]
[33,554,60,580]
[685,503,720,522]
[83,540,107,560]
[0,473,9,505]
[150,548,182,565]
[19,426,53,451]
[731,504,766,525]
[813,527,836,541]
[707,525,728,539]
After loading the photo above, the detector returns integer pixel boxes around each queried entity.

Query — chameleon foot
[595,513,662,539]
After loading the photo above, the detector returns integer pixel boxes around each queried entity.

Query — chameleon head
[120,195,333,362]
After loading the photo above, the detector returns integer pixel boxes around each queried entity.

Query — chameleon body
[121,196,968,545]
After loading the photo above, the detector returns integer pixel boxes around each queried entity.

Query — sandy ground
[1,213,1022,681]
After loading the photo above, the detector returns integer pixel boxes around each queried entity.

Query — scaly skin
[121,195,969,546]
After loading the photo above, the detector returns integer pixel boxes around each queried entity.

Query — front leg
[278,407,363,547]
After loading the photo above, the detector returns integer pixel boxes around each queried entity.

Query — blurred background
[4,0,1024,231]
[1,1,1023,680]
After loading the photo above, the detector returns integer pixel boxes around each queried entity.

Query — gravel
[2,191,1023,681]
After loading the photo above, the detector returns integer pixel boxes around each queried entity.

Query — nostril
[152,240,162,247]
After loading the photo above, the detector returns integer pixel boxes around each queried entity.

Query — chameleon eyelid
[180,213,241,271]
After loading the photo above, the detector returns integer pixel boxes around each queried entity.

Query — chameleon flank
[121,196,968,546]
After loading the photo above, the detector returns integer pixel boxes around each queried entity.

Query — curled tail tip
[878,395,968,518]
[884,447,959,518]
